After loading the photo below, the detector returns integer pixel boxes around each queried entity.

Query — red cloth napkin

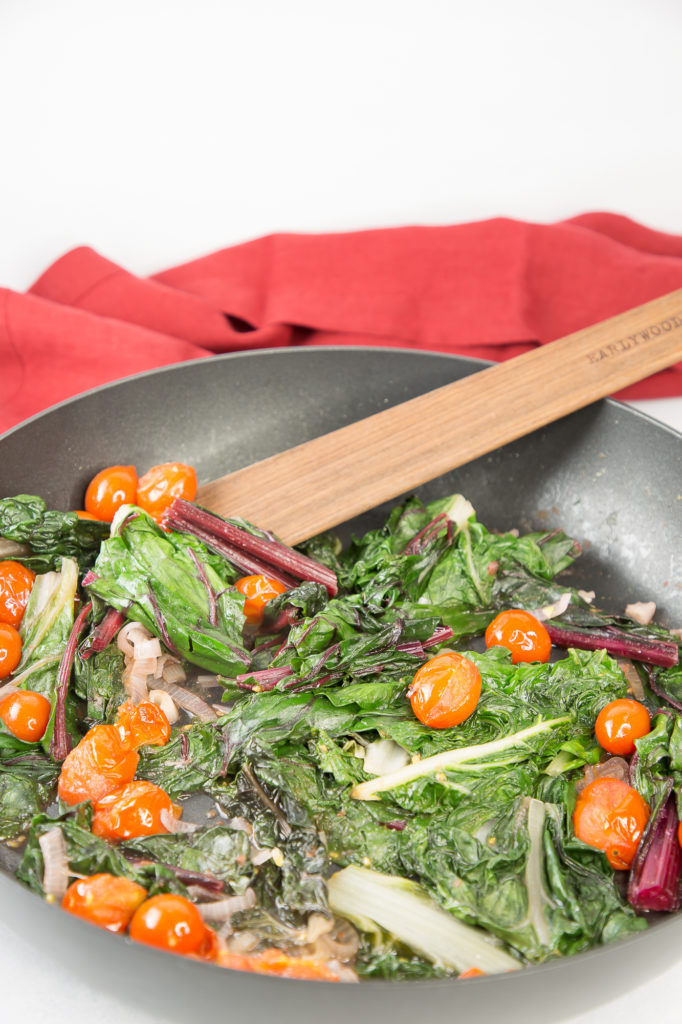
[3,212,682,435]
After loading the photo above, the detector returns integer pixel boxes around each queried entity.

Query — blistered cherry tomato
[0,690,51,742]
[136,462,197,521]
[0,623,22,679]
[217,947,341,980]
[91,780,180,841]
[573,777,650,869]
[58,724,139,805]
[84,465,138,522]
[0,561,36,627]
[62,873,148,933]
[129,893,215,958]
[484,609,551,663]
[115,700,171,750]
[595,699,651,756]
[407,651,481,729]
[73,510,99,521]
[459,968,486,979]
[234,574,288,626]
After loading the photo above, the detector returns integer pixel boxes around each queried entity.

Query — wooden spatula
[197,289,682,545]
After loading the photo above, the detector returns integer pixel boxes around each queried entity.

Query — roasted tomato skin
[91,780,179,841]
[595,699,651,756]
[116,700,171,750]
[84,465,138,523]
[129,893,215,958]
[218,947,341,981]
[0,623,23,679]
[58,724,139,805]
[136,462,197,521]
[62,873,148,933]
[0,560,36,627]
[484,609,551,664]
[234,575,288,626]
[0,690,51,742]
[573,777,650,869]
[407,651,481,728]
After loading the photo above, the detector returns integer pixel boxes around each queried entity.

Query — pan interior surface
[0,347,680,1024]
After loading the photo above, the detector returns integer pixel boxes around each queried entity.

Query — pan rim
[3,345,681,446]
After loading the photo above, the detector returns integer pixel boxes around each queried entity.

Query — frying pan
[0,346,680,1024]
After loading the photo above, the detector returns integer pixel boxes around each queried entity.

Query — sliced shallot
[148,689,179,724]
[117,621,153,658]
[152,679,217,722]
[220,814,253,837]
[134,637,162,660]
[121,665,149,704]
[39,828,69,899]
[531,592,572,622]
[575,756,630,794]
[251,848,274,866]
[159,808,197,834]
[618,660,646,701]
[161,657,187,685]
[197,889,257,922]
[625,601,656,626]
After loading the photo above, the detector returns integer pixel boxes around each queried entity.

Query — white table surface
[1,2,681,1021]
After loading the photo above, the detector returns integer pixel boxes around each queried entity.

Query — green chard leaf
[209,760,331,925]
[0,495,109,573]
[137,722,228,799]
[73,643,127,727]
[86,506,251,676]
[125,825,255,894]
[0,751,59,842]
[16,805,186,897]
[15,557,80,755]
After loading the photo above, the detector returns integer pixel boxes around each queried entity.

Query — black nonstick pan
[0,347,680,1024]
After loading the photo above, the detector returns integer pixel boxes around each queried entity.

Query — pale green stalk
[351,715,572,800]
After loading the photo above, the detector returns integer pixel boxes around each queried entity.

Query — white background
[0,1,681,1022]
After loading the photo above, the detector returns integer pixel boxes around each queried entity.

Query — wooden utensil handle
[198,289,682,545]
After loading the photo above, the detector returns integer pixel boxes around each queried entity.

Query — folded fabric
[2,212,682,436]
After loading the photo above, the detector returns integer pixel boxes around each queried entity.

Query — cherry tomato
[91,779,180,841]
[73,510,99,521]
[0,561,36,627]
[84,465,138,523]
[234,575,288,626]
[0,690,51,742]
[129,893,215,958]
[136,462,197,521]
[62,873,148,933]
[407,651,481,729]
[115,700,171,750]
[573,777,650,869]
[484,609,551,664]
[58,724,139,805]
[0,623,22,679]
[459,968,485,979]
[218,947,341,981]
[595,699,651,756]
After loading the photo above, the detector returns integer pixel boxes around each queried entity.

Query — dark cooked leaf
[16,805,185,896]
[73,643,127,726]
[125,825,254,893]
[0,495,109,573]
[0,757,59,841]
[137,723,228,799]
